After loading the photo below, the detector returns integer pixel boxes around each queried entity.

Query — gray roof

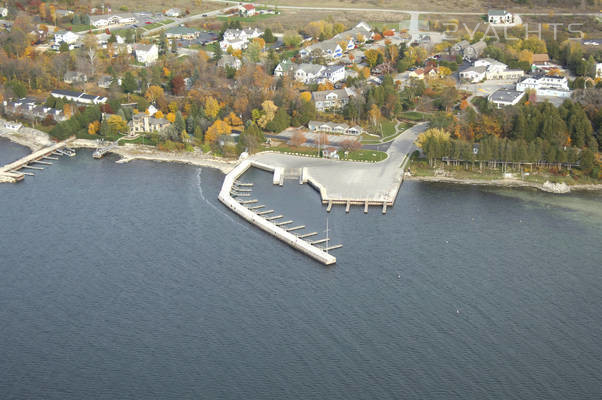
[489,89,524,103]
[296,63,324,74]
[488,9,510,16]
[311,88,355,102]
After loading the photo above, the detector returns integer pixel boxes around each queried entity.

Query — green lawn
[399,111,428,121]
[143,23,164,30]
[340,149,388,162]
[361,120,415,144]
[217,13,275,23]
[62,24,91,32]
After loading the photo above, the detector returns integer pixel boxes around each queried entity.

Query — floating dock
[0,136,76,183]
[218,160,337,265]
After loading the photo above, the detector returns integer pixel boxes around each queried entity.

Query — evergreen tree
[174,111,185,135]
[121,71,138,93]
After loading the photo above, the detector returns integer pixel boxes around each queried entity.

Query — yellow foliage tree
[163,67,171,77]
[257,100,278,128]
[300,91,312,103]
[168,101,178,113]
[224,112,243,127]
[154,111,164,119]
[88,121,100,135]
[317,81,334,91]
[63,104,73,118]
[204,96,221,119]
[415,128,451,149]
[204,119,232,144]
[253,37,265,49]
[518,49,534,65]
[166,112,176,123]
[145,85,165,103]
[107,115,128,134]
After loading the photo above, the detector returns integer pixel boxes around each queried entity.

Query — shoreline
[2,126,600,194]
[0,127,237,175]
[405,175,602,194]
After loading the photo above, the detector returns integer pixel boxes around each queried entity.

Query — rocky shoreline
[1,127,236,175]
[405,175,602,194]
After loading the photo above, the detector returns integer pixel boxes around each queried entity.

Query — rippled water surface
[1,144,601,399]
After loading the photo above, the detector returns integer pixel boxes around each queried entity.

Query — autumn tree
[204,119,232,144]
[145,85,165,103]
[107,115,128,135]
[204,96,221,119]
[257,100,278,128]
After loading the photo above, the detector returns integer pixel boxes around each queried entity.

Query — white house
[294,64,326,84]
[320,65,346,84]
[0,7,8,18]
[218,54,242,70]
[488,89,525,108]
[459,66,487,83]
[54,30,79,45]
[488,10,514,24]
[516,75,571,98]
[308,120,362,135]
[311,88,356,112]
[239,4,256,17]
[133,43,158,65]
[596,63,602,78]
[89,13,136,28]
[299,40,343,60]
[220,27,263,50]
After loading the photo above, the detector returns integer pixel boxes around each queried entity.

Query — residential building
[218,54,242,70]
[54,30,79,45]
[64,71,88,84]
[274,61,345,84]
[311,88,356,112]
[488,89,525,108]
[220,27,263,50]
[460,58,524,83]
[463,41,487,61]
[597,63,602,78]
[50,90,108,104]
[516,75,571,98]
[294,64,326,84]
[133,43,158,65]
[164,8,183,17]
[97,75,122,89]
[239,4,256,17]
[409,66,440,80]
[488,10,514,24]
[3,98,66,122]
[165,27,201,40]
[89,13,136,28]
[299,40,343,59]
[128,113,171,135]
[308,120,362,135]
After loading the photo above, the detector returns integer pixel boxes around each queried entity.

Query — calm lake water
[1,143,601,399]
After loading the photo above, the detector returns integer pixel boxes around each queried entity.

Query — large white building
[50,90,108,105]
[133,43,158,65]
[516,75,571,98]
[460,58,524,83]
[596,63,602,78]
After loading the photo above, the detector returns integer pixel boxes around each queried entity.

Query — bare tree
[290,131,306,147]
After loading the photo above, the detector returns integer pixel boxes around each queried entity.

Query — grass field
[246,0,598,12]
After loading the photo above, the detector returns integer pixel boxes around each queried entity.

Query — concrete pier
[218,160,337,265]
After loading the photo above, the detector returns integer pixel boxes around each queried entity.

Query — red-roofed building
[240,4,256,17]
